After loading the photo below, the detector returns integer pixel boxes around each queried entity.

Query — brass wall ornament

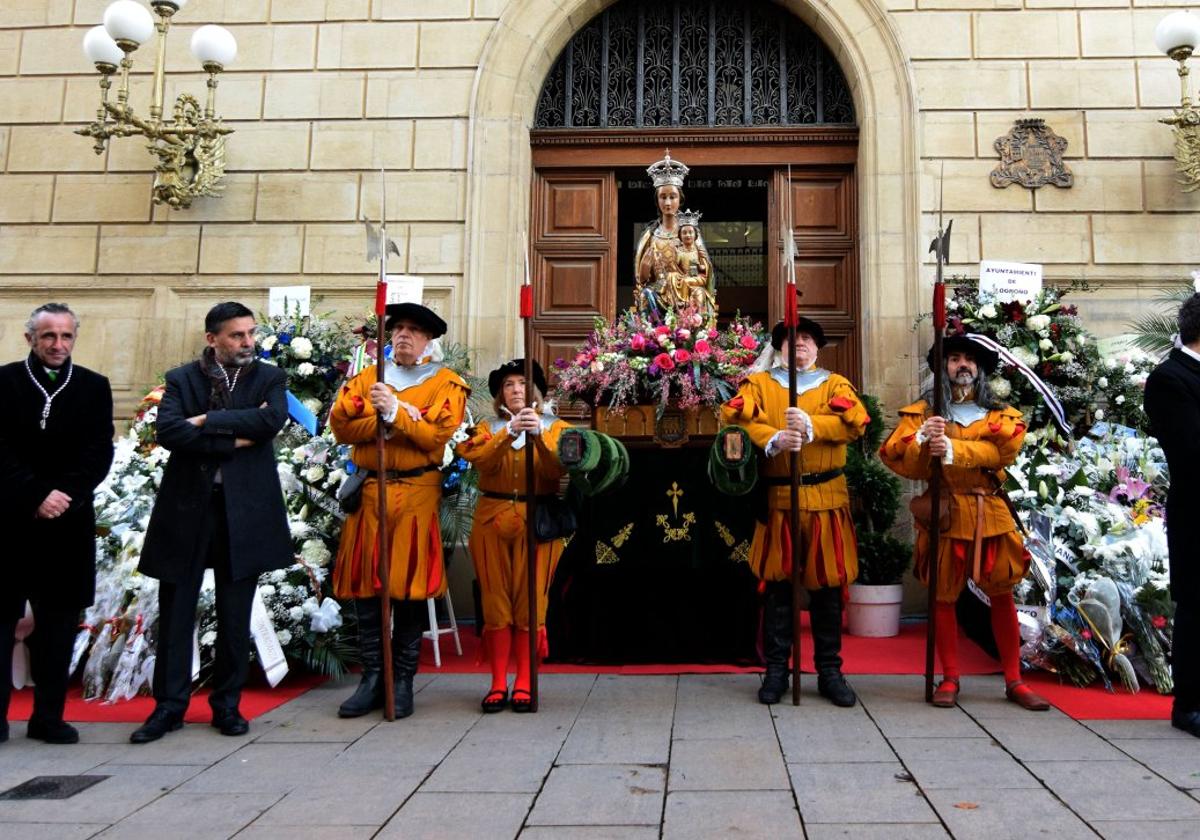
[76,2,237,209]
[1154,11,1200,192]
[990,119,1072,189]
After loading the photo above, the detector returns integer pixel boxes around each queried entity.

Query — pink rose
[654,352,675,371]
[574,353,589,366]
[629,334,646,351]
[739,334,758,350]
[654,325,670,336]
[674,349,691,364]
[694,340,711,355]
[676,329,691,341]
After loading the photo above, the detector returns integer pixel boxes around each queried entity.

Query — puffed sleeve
[879,402,932,480]
[810,376,870,444]
[329,370,378,446]
[459,419,510,475]
[949,406,1026,470]
[720,377,778,451]
[534,418,568,480]
[390,371,469,454]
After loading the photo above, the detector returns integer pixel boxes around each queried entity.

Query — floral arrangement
[1090,349,1157,433]
[256,306,362,416]
[943,279,1101,434]
[554,304,766,411]
[1007,423,1173,693]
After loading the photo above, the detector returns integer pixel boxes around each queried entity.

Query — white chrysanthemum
[300,538,332,568]
[297,362,315,377]
[269,569,286,583]
[290,336,313,359]
[277,629,292,646]
[200,630,216,647]
[1095,408,1105,420]
[1038,338,1053,352]
[288,606,304,623]
[1025,314,1051,332]
[1115,394,1126,405]
[1058,351,1074,364]
[1011,346,1039,367]
[979,303,998,319]
[988,376,1012,399]
[260,335,278,351]
[288,520,310,540]
[1097,376,1108,388]
[258,584,276,598]
[303,397,323,416]
[304,465,325,483]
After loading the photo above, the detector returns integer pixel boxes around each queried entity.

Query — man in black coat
[0,303,114,744]
[1144,292,1200,738]
[130,302,293,744]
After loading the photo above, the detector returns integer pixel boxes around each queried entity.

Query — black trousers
[0,598,79,725]
[152,487,256,716]
[1175,600,1198,714]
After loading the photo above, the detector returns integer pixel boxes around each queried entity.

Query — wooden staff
[783,168,803,707]
[521,232,540,712]
[925,210,951,704]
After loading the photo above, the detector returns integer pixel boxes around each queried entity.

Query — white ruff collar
[384,358,441,392]
[769,366,829,396]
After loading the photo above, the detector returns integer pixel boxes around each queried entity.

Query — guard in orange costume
[330,302,469,720]
[460,359,569,713]
[879,335,1049,711]
[722,319,870,707]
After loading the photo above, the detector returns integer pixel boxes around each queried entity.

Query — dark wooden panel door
[769,166,860,386]
[530,169,618,397]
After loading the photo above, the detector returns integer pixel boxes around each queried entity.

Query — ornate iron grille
[534,0,855,129]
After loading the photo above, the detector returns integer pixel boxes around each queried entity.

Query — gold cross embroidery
[666,481,684,518]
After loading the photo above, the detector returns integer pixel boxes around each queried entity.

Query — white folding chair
[422,588,462,668]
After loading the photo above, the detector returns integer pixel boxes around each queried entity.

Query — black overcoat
[139,359,293,583]
[1144,348,1200,606]
[0,355,114,618]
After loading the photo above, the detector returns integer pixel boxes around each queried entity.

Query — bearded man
[132,302,293,743]
[880,336,1049,711]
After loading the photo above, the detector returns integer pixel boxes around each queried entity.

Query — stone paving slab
[789,761,939,824]
[520,828,660,839]
[1092,820,1200,840]
[1084,720,1188,740]
[974,717,1128,761]
[669,736,790,791]
[176,742,346,794]
[92,791,280,839]
[0,763,204,824]
[253,758,432,826]
[805,824,952,839]
[927,787,1100,840]
[662,790,801,839]
[1024,759,1200,821]
[0,824,107,840]
[526,764,665,827]
[773,703,898,763]
[376,791,532,840]
[557,676,674,766]
[1109,738,1200,789]
[238,826,377,840]
[903,756,1044,790]
[888,735,1006,762]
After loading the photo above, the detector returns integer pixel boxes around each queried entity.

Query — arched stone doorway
[465,0,920,408]
[527,0,862,383]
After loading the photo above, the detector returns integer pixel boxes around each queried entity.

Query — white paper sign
[384,274,425,305]
[268,285,311,317]
[978,261,1042,303]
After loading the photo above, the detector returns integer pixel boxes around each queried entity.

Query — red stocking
[934,602,960,683]
[484,628,512,694]
[989,592,1023,684]
[513,629,532,696]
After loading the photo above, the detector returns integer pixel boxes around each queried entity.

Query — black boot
[392,601,423,719]
[810,587,857,707]
[338,599,384,718]
[0,618,13,743]
[758,582,793,705]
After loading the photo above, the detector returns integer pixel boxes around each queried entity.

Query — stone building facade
[0,0,1196,417]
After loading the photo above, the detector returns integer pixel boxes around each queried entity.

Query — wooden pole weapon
[522,231,540,713]
[784,166,803,707]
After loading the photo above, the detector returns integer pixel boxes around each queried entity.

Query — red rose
[739,334,758,350]
[629,333,647,351]
[654,352,675,371]
[655,325,670,335]
[694,339,712,355]
[674,349,691,364]
[1152,615,1168,630]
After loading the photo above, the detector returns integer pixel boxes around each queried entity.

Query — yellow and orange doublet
[329,365,469,601]
[721,369,870,588]
[460,417,569,634]
[879,400,1029,604]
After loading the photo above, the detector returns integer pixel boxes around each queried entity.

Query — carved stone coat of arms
[991,118,1073,189]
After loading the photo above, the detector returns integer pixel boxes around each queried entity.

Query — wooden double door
[528,130,862,391]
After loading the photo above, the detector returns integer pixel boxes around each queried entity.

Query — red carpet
[1022,671,1173,720]
[421,617,1001,676]
[7,672,326,724]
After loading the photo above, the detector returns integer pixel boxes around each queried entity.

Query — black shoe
[1171,709,1200,738]
[0,720,8,743]
[338,670,384,718]
[393,677,414,719]
[758,670,790,705]
[130,708,183,744]
[211,709,249,736]
[817,672,858,707]
[26,718,79,745]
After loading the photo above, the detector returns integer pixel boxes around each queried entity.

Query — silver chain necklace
[25,357,74,430]
[217,364,242,394]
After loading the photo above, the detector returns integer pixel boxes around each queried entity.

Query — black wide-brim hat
[928,334,999,375]
[384,302,447,338]
[770,317,827,350]
[488,358,548,397]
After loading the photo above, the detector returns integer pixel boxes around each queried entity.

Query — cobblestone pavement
[2,673,1198,839]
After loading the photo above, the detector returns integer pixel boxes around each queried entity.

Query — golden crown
[646,149,689,189]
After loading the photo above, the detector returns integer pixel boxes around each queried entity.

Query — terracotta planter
[846,583,904,638]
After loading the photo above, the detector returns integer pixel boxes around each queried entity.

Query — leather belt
[481,490,558,503]
[765,467,843,487]
[366,465,439,481]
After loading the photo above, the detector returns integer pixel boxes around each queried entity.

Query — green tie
[46,369,57,382]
